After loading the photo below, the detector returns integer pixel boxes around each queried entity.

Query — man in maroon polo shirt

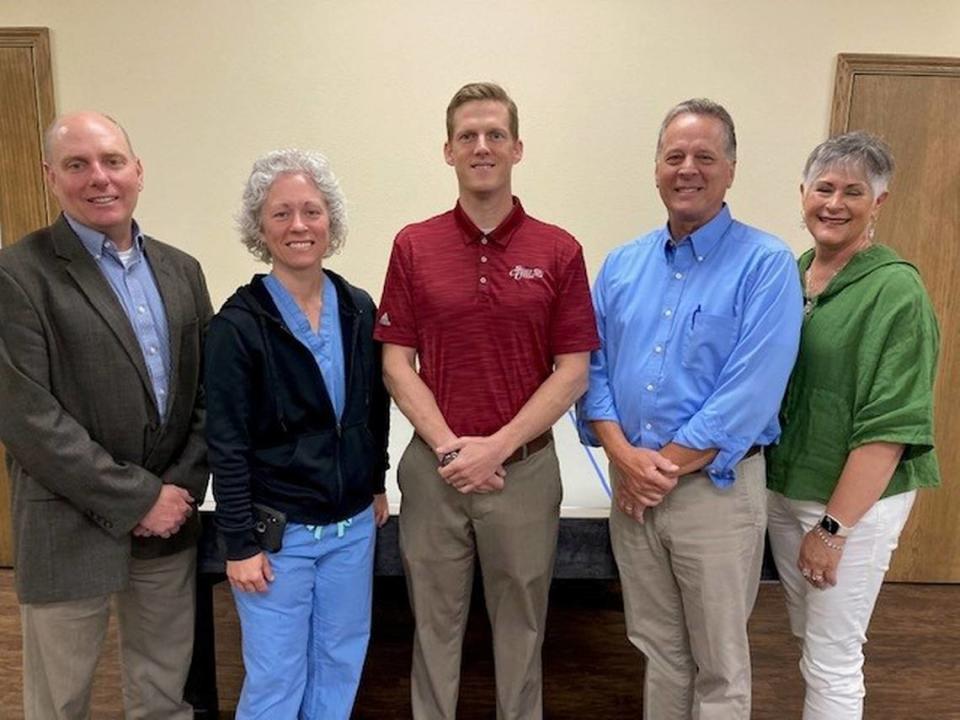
[376,82,599,719]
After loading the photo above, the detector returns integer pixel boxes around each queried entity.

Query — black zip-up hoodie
[205,271,390,560]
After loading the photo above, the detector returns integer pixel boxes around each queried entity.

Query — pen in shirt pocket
[691,304,702,329]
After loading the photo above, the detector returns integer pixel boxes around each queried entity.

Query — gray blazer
[0,215,212,604]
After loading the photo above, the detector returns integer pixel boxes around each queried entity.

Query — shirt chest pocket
[681,312,738,379]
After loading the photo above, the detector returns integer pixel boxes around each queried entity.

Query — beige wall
[2,0,958,306]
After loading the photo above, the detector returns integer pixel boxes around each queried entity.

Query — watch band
[819,513,852,538]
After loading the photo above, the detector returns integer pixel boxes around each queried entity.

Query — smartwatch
[819,513,852,538]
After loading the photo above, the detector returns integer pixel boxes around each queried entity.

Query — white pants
[766,489,916,720]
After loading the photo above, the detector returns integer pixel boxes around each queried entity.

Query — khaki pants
[21,547,197,720]
[610,453,766,720]
[398,435,562,720]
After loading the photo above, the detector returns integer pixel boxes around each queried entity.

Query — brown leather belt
[504,430,553,465]
[743,445,762,460]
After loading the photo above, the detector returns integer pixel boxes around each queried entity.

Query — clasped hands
[435,435,509,494]
[133,484,194,538]
[613,446,680,523]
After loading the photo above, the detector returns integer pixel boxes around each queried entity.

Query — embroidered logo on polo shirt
[378,313,392,326]
[509,265,544,281]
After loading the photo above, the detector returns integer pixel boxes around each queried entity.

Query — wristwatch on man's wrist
[819,513,852,538]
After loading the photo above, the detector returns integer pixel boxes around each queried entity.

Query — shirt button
[697,256,704,262]
[480,237,488,245]
[646,384,655,391]
[664,309,673,317]
[674,272,683,280]
[480,256,488,263]
[645,423,652,430]
[137,305,146,314]
[480,277,487,284]
[148,346,157,355]
[654,345,663,353]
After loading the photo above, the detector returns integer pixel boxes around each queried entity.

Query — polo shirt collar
[454,196,526,246]
[662,203,732,260]
[66,213,144,260]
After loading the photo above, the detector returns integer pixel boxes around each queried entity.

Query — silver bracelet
[814,526,844,551]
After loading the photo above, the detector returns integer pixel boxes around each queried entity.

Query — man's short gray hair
[802,131,895,197]
[656,98,737,162]
[238,149,347,264]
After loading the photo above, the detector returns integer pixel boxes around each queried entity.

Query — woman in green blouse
[766,131,940,720]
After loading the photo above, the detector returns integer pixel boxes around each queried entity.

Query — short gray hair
[656,98,737,162]
[802,131,895,197]
[238,149,347,263]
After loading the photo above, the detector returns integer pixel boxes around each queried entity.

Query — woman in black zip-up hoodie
[205,149,389,720]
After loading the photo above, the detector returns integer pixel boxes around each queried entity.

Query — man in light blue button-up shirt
[578,99,802,720]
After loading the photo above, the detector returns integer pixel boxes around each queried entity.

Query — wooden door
[831,54,960,582]
[0,27,57,566]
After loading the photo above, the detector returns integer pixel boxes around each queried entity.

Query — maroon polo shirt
[375,198,599,438]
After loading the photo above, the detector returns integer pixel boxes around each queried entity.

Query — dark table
[185,512,777,716]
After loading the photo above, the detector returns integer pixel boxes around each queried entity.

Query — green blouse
[766,244,940,503]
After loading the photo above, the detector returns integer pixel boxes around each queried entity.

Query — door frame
[830,53,960,134]
[0,26,56,566]
[0,26,57,241]
[830,52,960,582]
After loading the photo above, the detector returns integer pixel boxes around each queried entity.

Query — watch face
[820,515,840,535]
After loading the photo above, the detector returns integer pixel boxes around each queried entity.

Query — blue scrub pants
[233,504,376,720]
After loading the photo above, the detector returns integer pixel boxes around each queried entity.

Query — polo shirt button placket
[479,238,490,295]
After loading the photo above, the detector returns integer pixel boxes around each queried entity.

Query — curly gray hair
[802,131,895,197]
[237,149,347,263]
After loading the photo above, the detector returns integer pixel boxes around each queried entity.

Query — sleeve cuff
[372,326,417,347]
[674,415,750,488]
[575,400,620,447]
[704,449,740,488]
[576,418,601,447]
[220,528,262,561]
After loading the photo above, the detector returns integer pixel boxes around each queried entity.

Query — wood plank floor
[0,572,956,719]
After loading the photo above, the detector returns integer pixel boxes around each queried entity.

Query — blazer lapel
[52,217,157,410]
[143,238,184,422]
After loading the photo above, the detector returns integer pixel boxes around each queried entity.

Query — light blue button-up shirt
[264,273,345,420]
[577,205,803,486]
[68,215,171,416]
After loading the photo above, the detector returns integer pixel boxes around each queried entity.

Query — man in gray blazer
[0,111,213,720]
